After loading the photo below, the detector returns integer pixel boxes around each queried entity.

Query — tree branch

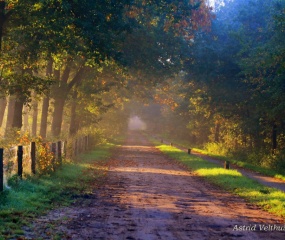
[67,64,87,91]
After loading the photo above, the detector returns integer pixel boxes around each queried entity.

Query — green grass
[0,143,117,239]
[156,144,285,219]
[154,135,285,182]
[191,148,285,181]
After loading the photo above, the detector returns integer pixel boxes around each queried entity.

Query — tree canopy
[1,0,285,171]
[0,0,213,134]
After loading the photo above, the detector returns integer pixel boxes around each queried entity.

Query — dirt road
[24,131,284,239]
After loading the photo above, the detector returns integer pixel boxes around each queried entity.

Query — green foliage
[0,128,22,148]
[0,73,54,99]
[1,0,213,139]
[153,0,284,172]
[204,142,229,156]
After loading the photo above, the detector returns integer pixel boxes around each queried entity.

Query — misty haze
[128,116,147,131]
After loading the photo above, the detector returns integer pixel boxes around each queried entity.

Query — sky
[208,0,216,7]
[207,0,217,10]
[207,0,226,11]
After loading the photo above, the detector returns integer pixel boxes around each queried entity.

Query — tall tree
[0,96,6,128]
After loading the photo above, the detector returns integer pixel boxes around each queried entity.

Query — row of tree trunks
[1,53,87,138]
[213,121,278,154]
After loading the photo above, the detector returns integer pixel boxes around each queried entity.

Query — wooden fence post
[224,161,230,169]
[0,148,3,191]
[31,142,36,174]
[51,143,56,171]
[57,141,62,167]
[17,146,23,179]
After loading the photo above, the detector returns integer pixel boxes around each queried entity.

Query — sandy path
[24,131,284,239]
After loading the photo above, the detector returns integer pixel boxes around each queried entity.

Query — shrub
[35,137,55,175]
[204,142,229,156]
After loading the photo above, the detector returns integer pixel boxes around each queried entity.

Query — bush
[261,152,285,172]
[35,137,55,175]
[204,142,229,156]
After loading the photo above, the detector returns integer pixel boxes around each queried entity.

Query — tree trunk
[50,62,71,138]
[23,105,29,132]
[242,134,247,147]
[5,96,15,131]
[51,96,66,137]
[11,96,25,129]
[69,91,79,136]
[252,130,262,149]
[0,97,7,128]
[50,61,86,138]
[39,58,53,138]
[214,122,220,142]
[272,123,277,154]
[31,100,38,136]
[40,95,50,138]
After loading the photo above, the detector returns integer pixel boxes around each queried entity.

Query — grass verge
[0,143,117,239]
[154,135,285,182]
[191,148,285,182]
[156,144,285,219]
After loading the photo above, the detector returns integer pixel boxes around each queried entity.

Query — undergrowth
[156,144,285,219]
[0,143,116,239]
